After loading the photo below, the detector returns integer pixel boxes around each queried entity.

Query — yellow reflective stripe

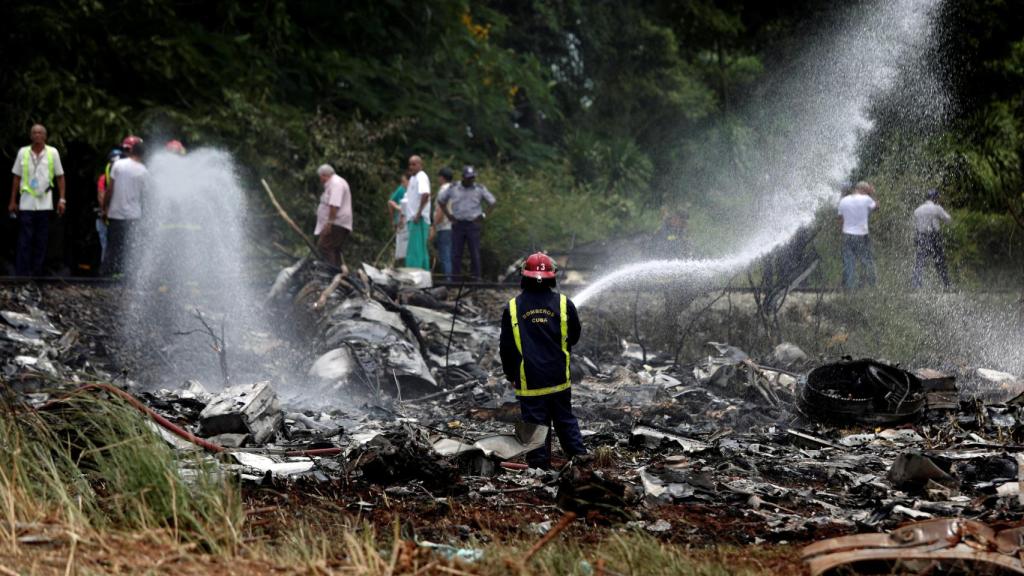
[19,146,55,198]
[560,294,569,385]
[509,296,527,392]
[515,382,570,397]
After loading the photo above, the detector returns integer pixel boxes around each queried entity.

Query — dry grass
[0,389,804,575]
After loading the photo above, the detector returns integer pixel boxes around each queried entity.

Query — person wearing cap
[499,252,586,470]
[438,165,495,280]
[95,147,123,266]
[9,124,66,276]
[103,139,149,276]
[431,167,454,280]
[837,180,879,289]
[911,188,952,289]
[314,164,353,269]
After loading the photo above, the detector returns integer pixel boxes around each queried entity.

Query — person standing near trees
[911,188,952,289]
[431,166,454,280]
[103,138,148,276]
[837,181,879,289]
[387,173,408,265]
[438,165,495,280]
[8,124,66,276]
[95,147,123,267]
[403,155,431,270]
[314,164,352,270]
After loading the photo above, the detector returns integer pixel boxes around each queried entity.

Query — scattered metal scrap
[802,518,1024,575]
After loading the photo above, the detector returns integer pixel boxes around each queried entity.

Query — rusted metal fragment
[802,518,1024,575]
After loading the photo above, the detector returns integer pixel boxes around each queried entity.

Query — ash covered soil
[4,265,1024,573]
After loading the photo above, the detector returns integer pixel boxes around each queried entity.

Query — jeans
[841,234,876,290]
[452,219,482,280]
[15,210,51,276]
[518,389,586,469]
[434,228,452,279]
[96,218,108,265]
[911,231,950,289]
[103,218,137,276]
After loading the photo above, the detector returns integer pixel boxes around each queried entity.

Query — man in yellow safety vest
[499,252,586,469]
[8,124,66,276]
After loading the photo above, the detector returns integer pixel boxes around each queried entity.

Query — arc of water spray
[574,0,941,306]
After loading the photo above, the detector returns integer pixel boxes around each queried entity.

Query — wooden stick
[261,178,319,255]
[522,511,577,565]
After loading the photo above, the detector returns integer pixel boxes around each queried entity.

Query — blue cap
[108,147,123,161]
[926,188,939,200]
[462,165,476,179]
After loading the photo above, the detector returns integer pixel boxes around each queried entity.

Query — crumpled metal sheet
[432,422,548,460]
[802,518,1024,575]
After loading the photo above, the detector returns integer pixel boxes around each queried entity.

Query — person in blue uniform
[500,252,586,469]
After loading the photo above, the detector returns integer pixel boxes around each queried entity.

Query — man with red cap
[499,252,586,469]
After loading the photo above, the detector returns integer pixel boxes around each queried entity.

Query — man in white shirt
[103,139,149,275]
[403,155,431,270]
[911,188,952,289]
[837,181,879,289]
[314,164,353,269]
[8,124,66,276]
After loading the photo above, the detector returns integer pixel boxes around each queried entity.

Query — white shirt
[108,157,149,220]
[838,194,877,235]
[11,145,64,211]
[403,170,431,224]
[913,200,951,233]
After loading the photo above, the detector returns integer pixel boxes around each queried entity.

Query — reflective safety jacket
[500,289,582,396]
[19,145,56,198]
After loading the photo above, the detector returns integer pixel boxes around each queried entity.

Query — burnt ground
[4,280,1024,574]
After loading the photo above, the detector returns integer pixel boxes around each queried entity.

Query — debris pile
[5,272,1024,567]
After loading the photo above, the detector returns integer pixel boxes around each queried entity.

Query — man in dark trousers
[500,252,587,469]
[911,188,952,289]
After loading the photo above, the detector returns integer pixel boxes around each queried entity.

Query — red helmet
[165,139,186,155]
[522,252,556,280]
[121,135,143,152]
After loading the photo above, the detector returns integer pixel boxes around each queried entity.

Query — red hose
[80,383,226,453]
[43,383,345,458]
[500,461,529,470]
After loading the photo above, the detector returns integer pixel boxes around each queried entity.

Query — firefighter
[164,139,187,155]
[500,252,587,469]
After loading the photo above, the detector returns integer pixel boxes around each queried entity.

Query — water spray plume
[574,0,942,306]
[123,148,265,388]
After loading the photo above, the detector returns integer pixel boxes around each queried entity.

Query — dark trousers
[103,219,136,276]
[15,210,51,276]
[841,234,877,290]
[518,389,586,468]
[317,225,350,269]
[451,219,482,280]
[912,231,950,288]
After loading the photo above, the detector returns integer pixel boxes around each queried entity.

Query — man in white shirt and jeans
[837,181,878,289]
[911,188,952,289]
[103,139,148,276]
[8,124,66,276]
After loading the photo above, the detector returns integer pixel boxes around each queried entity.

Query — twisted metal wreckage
[4,260,1024,571]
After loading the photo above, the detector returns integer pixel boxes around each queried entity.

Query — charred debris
[4,261,1024,571]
